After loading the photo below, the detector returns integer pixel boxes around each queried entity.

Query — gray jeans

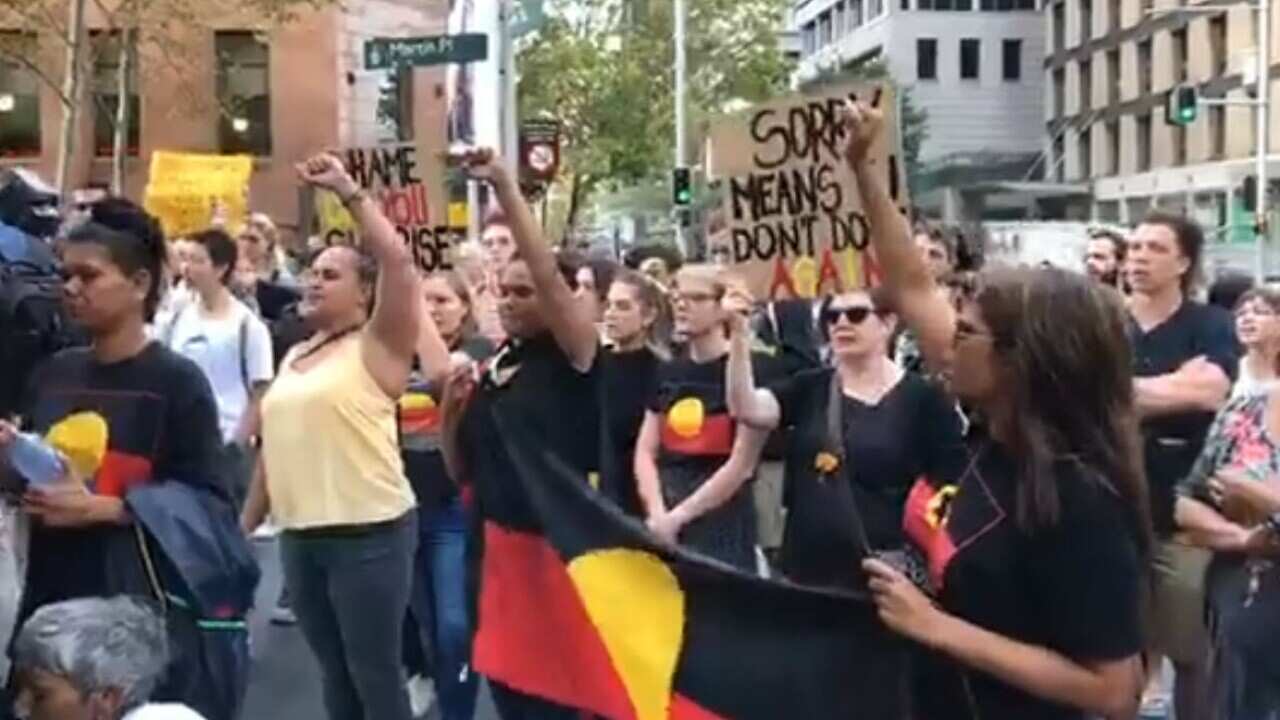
[280,512,418,720]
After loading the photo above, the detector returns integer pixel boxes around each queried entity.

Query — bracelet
[340,189,368,208]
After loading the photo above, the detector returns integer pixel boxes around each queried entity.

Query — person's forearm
[87,495,129,525]
[726,324,776,429]
[416,298,453,387]
[1176,496,1247,550]
[491,172,556,290]
[932,612,1140,718]
[670,429,766,526]
[232,393,264,446]
[240,459,269,534]
[850,159,931,297]
[348,192,410,266]
[634,449,666,518]
[1135,369,1229,416]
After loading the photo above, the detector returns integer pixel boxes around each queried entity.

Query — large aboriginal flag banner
[473,416,907,720]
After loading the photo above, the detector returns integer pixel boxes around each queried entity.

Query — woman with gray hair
[11,595,204,720]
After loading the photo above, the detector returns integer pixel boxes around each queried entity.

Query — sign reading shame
[318,142,453,274]
[707,83,907,300]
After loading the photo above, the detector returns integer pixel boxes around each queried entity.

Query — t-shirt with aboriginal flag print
[903,439,1144,720]
[16,342,224,619]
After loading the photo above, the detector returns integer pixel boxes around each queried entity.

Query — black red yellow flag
[472,416,908,720]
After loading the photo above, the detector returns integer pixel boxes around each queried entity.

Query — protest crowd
[0,88,1279,720]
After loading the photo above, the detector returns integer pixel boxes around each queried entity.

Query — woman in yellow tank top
[240,153,421,720]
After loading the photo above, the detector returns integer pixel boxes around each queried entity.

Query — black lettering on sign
[729,165,846,224]
[397,225,454,274]
[888,154,900,202]
[829,211,871,252]
[326,228,355,246]
[346,149,371,189]
[749,97,853,170]
[750,109,789,170]
[732,216,823,262]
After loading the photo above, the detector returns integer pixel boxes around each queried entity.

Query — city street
[241,537,499,720]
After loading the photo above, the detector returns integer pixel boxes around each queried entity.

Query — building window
[1053,67,1065,117]
[1209,14,1227,75]
[1138,38,1152,96]
[902,0,911,10]
[1106,48,1120,105]
[1079,127,1092,178]
[1002,39,1022,80]
[1106,120,1119,175]
[834,2,846,34]
[801,23,816,55]
[956,0,974,10]
[870,0,884,19]
[917,38,938,79]
[1109,0,1121,31]
[1053,134,1066,181]
[1079,59,1092,111]
[91,30,140,158]
[1052,2,1065,52]
[960,38,980,79]
[851,0,864,27]
[1136,114,1151,171]
[818,12,832,46]
[216,31,272,156]
[1080,0,1093,44]
[1171,27,1188,82]
[1210,106,1225,158]
[0,32,40,158]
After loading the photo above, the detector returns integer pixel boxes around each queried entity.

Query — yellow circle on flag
[667,398,705,439]
[398,392,437,412]
[45,411,109,479]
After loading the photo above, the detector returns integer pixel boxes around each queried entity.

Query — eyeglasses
[823,306,879,325]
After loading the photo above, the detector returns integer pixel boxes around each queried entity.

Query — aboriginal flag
[473,414,908,720]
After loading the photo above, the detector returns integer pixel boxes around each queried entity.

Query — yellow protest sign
[143,151,253,238]
[706,83,908,300]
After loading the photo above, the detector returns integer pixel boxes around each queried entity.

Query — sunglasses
[823,306,880,325]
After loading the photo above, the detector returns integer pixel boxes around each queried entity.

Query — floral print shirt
[1179,393,1280,502]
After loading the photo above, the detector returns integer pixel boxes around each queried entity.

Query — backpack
[0,227,78,418]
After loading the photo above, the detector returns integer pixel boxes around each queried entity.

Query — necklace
[295,324,363,363]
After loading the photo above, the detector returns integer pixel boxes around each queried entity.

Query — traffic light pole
[674,0,689,257]
[1157,0,1271,282]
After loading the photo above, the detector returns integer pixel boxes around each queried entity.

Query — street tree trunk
[55,0,88,193]
[111,28,131,194]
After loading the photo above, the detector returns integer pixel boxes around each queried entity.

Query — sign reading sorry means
[318,143,453,274]
[707,83,907,300]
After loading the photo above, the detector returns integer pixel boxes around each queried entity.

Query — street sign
[520,119,561,183]
[364,33,489,70]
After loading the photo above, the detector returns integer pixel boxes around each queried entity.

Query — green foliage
[517,0,794,229]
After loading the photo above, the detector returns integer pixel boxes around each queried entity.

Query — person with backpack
[0,197,239,718]
[160,229,273,511]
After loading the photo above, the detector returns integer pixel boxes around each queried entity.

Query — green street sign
[364,34,489,70]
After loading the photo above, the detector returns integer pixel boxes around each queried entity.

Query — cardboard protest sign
[316,142,453,274]
[706,83,907,300]
[143,151,253,238]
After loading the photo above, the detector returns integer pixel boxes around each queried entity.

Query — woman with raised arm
[839,100,1151,720]
[439,148,600,720]
[240,153,422,720]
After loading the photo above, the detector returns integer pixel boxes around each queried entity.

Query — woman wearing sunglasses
[726,285,966,589]
[836,100,1150,719]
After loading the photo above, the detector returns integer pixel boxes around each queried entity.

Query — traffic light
[1165,85,1198,126]
[672,166,692,206]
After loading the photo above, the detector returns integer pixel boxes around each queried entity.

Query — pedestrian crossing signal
[1166,85,1198,126]
[672,167,692,207]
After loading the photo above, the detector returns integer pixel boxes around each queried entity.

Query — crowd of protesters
[0,97,1279,720]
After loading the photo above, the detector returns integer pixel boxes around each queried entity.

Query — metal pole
[1257,0,1271,283]
[674,0,688,256]
[499,0,519,177]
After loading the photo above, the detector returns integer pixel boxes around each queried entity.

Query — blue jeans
[408,497,478,720]
[281,513,418,720]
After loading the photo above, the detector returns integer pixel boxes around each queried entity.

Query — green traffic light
[1179,107,1195,122]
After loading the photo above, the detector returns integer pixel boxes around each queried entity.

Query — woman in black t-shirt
[399,272,494,720]
[599,270,670,517]
[726,285,965,590]
[634,265,767,571]
[440,149,601,720]
[0,198,226,715]
[835,101,1152,719]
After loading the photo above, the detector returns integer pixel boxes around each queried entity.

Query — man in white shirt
[160,229,273,508]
